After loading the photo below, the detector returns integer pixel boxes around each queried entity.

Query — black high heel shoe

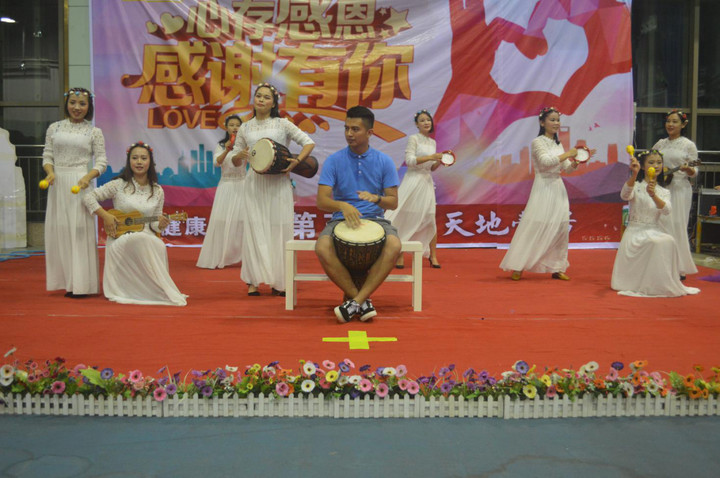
[429,258,441,269]
[271,288,286,297]
[247,284,260,296]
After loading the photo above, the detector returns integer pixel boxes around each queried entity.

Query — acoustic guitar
[664,159,701,175]
[108,209,187,238]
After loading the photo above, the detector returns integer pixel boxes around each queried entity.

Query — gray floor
[1,416,719,477]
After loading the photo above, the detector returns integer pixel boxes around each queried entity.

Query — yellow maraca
[626,145,634,156]
[71,185,80,194]
[38,180,49,190]
[647,167,656,182]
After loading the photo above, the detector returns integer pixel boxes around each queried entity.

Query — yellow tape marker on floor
[322,330,397,350]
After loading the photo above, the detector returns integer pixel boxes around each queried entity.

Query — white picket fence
[1,393,718,419]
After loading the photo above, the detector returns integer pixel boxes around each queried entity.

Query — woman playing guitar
[82,142,187,306]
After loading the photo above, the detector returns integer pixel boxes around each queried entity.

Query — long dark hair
[636,150,671,187]
[116,142,160,198]
[64,87,95,121]
[253,83,280,119]
[219,115,242,147]
[665,109,688,137]
[537,106,560,144]
[414,109,434,134]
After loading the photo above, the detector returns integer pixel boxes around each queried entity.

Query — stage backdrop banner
[91,0,633,246]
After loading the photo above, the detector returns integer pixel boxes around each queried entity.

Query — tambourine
[574,146,590,163]
[440,150,456,166]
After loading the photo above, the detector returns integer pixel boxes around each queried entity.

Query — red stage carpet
[1,248,717,377]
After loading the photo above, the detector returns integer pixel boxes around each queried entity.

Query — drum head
[441,151,456,166]
[249,139,276,173]
[333,219,385,244]
[575,147,590,163]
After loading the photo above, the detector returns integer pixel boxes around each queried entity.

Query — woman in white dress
[611,151,700,297]
[652,109,699,279]
[196,115,245,269]
[230,83,315,296]
[385,110,443,268]
[42,87,107,297]
[83,142,187,306]
[499,107,594,281]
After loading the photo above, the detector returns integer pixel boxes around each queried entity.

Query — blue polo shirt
[319,146,399,220]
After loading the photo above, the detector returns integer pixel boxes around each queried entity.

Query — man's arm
[317,184,361,227]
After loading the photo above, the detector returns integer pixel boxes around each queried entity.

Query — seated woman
[611,150,700,297]
[83,142,188,306]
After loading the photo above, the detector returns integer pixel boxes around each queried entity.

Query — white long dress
[500,135,576,273]
[611,182,700,297]
[385,133,437,258]
[231,117,314,291]
[83,179,188,306]
[42,119,107,295]
[196,143,246,269]
[652,136,698,275]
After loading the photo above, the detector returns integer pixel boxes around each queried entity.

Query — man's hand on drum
[340,203,362,229]
[232,147,249,167]
[281,157,300,173]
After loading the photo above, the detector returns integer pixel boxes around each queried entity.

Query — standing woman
[196,114,245,269]
[499,107,593,281]
[42,87,107,297]
[652,109,698,279]
[385,109,443,268]
[231,83,315,296]
[83,142,187,306]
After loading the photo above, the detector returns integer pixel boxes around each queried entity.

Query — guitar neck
[131,215,161,226]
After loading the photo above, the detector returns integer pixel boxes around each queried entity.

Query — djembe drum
[249,138,319,178]
[332,219,386,290]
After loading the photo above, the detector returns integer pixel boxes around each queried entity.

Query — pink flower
[359,379,373,392]
[319,378,331,389]
[376,383,389,397]
[406,381,420,395]
[322,360,336,370]
[605,368,619,381]
[72,363,87,375]
[153,387,167,402]
[132,379,146,391]
[51,381,65,394]
[546,386,558,398]
[276,382,290,397]
[343,358,355,369]
[396,365,407,377]
[398,379,409,391]
[129,370,143,383]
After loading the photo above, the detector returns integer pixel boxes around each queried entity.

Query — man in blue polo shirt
[316,106,401,323]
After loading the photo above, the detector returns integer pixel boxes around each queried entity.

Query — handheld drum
[332,219,386,289]
[440,150,456,166]
[249,138,319,179]
[574,145,590,163]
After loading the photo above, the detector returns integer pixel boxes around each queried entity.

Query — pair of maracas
[38,180,80,194]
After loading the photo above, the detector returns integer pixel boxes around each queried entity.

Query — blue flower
[359,364,371,372]
[441,382,453,393]
[100,368,113,380]
[514,361,530,375]
[165,383,177,396]
[201,385,213,397]
[339,362,350,373]
[463,368,476,378]
[611,361,624,371]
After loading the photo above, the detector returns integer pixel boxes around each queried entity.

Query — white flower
[301,379,315,393]
[348,375,361,385]
[382,367,397,377]
[0,364,14,379]
[262,365,275,374]
[338,376,349,386]
[303,362,316,376]
[583,361,599,373]
[621,382,634,397]
[225,365,238,373]
[0,375,13,386]
[501,371,515,380]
